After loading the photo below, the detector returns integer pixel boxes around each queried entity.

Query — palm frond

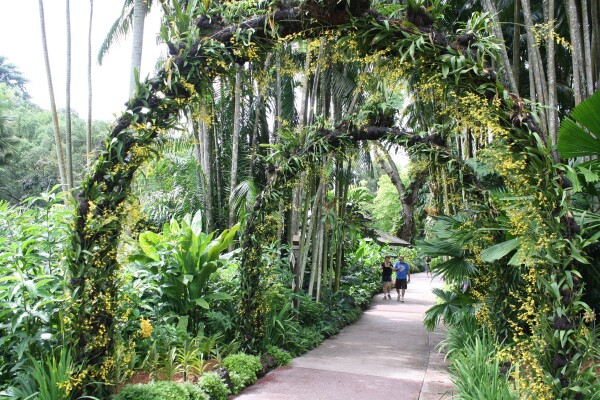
[433,257,477,283]
[97,2,135,64]
[558,90,600,159]
[424,287,476,331]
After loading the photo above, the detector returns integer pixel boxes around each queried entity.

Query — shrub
[112,381,208,400]
[221,353,262,388]
[284,326,324,357]
[265,346,292,367]
[197,371,230,400]
[296,296,325,326]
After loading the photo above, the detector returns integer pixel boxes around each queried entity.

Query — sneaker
[401,298,404,303]
[397,296,400,301]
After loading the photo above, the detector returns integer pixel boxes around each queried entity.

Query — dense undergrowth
[0,197,418,399]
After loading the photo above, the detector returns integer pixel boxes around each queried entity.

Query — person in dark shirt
[380,255,393,300]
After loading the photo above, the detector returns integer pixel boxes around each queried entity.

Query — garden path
[232,273,455,400]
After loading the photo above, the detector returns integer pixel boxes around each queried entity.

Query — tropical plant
[112,381,208,400]
[128,211,238,334]
[197,371,230,400]
[221,352,262,389]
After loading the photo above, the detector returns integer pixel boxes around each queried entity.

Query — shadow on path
[232,273,455,400]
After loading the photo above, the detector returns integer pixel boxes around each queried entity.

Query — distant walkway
[233,273,455,400]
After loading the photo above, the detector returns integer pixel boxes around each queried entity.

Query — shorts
[395,279,407,289]
[382,276,392,283]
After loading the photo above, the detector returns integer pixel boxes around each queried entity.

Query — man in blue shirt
[393,256,411,302]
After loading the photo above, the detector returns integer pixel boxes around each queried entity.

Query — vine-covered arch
[68,0,584,395]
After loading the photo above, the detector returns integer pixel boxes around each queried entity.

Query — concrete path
[232,273,455,400]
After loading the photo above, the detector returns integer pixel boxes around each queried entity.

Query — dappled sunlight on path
[232,273,455,400]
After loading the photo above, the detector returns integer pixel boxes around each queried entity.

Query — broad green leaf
[480,238,522,263]
[195,298,210,309]
[558,90,600,158]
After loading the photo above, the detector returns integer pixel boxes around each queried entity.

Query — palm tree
[37,0,68,191]
[87,0,94,170]
[98,0,153,94]
[229,65,243,228]
[65,0,73,188]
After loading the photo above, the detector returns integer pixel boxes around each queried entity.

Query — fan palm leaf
[424,287,476,331]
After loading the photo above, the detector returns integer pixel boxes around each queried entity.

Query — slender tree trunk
[512,0,521,91]
[592,0,599,88]
[546,0,559,150]
[201,117,214,231]
[213,120,223,225]
[38,0,68,191]
[300,177,323,289]
[130,0,147,95]
[334,161,350,292]
[582,0,595,97]
[274,53,282,141]
[565,0,585,104]
[86,0,93,171]
[249,55,271,177]
[65,0,73,188]
[229,66,243,228]
[521,0,549,137]
[308,193,323,297]
[482,0,519,95]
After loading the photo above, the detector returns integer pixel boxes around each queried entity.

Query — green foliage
[221,352,262,390]
[197,372,230,400]
[7,345,75,400]
[446,327,515,399]
[424,288,476,331]
[0,85,108,203]
[112,381,207,400]
[369,175,402,233]
[264,345,292,367]
[0,194,71,389]
[129,212,238,334]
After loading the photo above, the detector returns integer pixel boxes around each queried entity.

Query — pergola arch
[68,0,545,387]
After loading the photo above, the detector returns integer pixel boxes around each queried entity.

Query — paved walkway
[232,273,455,400]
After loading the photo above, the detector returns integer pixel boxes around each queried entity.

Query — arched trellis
[68,0,583,395]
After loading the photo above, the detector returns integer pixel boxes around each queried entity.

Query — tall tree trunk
[512,0,521,91]
[334,160,350,292]
[592,0,599,88]
[565,0,585,104]
[299,177,323,290]
[38,0,68,191]
[213,121,223,226]
[229,66,243,228]
[65,0,73,188]
[546,0,559,151]
[482,0,519,95]
[201,117,214,231]
[86,0,93,171]
[521,0,549,138]
[130,0,147,94]
[307,193,322,297]
[581,0,595,97]
[274,53,282,141]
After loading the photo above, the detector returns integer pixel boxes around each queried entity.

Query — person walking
[425,256,432,278]
[379,255,393,300]
[393,255,411,302]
